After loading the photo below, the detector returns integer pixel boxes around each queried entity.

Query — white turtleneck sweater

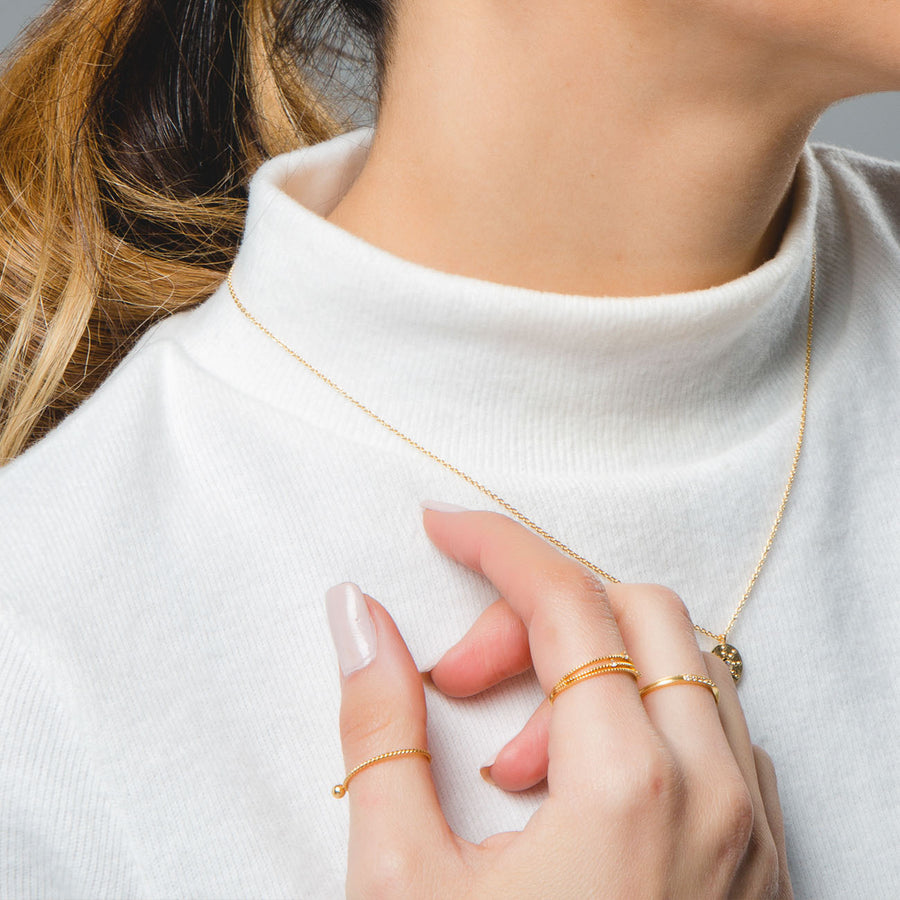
[1,128,898,899]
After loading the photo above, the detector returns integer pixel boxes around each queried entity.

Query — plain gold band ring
[639,674,720,705]
[332,748,432,799]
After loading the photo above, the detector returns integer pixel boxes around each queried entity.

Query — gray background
[3,0,900,159]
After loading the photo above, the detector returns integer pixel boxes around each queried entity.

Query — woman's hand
[326,509,792,898]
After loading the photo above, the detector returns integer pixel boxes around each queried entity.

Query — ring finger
[607,583,734,770]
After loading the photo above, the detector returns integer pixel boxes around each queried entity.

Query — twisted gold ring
[548,654,640,703]
[332,748,432,798]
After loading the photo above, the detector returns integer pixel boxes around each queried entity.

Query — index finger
[423,507,626,695]
[422,506,651,790]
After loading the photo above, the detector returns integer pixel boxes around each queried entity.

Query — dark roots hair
[0,0,392,459]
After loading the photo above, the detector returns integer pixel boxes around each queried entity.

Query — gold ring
[548,654,640,703]
[332,748,432,798]
[639,674,719,705]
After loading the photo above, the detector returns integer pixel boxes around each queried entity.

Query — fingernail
[479,752,498,786]
[325,582,377,677]
[420,500,470,513]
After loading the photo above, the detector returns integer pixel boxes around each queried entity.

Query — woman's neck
[327,2,843,297]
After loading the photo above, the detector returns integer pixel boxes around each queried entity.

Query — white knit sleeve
[0,620,146,898]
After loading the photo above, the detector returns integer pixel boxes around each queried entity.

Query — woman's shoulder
[809,141,900,240]
[809,140,900,183]
[2,297,208,467]
[1,279,245,471]
[0,290,235,583]
[0,275,343,604]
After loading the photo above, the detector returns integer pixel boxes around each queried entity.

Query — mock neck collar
[228,127,819,476]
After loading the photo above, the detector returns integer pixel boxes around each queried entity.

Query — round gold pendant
[712,643,743,684]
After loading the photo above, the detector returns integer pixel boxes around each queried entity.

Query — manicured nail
[420,500,470,513]
[480,752,498,786]
[325,582,377,677]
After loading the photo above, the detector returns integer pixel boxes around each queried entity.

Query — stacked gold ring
[639,673,719,705]
[548,653,640,703]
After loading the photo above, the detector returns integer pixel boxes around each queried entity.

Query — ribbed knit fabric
[1,127,898,898]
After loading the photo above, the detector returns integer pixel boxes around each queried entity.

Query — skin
[328,0,900,297]
[335,510,792,897]
[326,2,900,893]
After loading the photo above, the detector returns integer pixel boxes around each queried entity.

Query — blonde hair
[0,0,376,461]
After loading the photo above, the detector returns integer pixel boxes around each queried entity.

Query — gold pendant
[712,643,743,684]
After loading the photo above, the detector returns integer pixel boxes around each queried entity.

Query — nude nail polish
[480,752,498,786]
[325,582,377,676]
[420,500,470,512]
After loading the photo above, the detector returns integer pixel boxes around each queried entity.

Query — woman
[1,0,897,896]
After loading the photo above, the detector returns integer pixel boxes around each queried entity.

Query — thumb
[325,583,451,889]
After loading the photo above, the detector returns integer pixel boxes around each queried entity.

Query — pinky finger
[754,745,794,899]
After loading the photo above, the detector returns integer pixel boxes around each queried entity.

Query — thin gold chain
[227,247,815,646]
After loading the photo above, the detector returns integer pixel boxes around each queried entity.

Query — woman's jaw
[326,0,897,299]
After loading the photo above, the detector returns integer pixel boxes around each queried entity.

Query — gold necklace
[227,248,816,684]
